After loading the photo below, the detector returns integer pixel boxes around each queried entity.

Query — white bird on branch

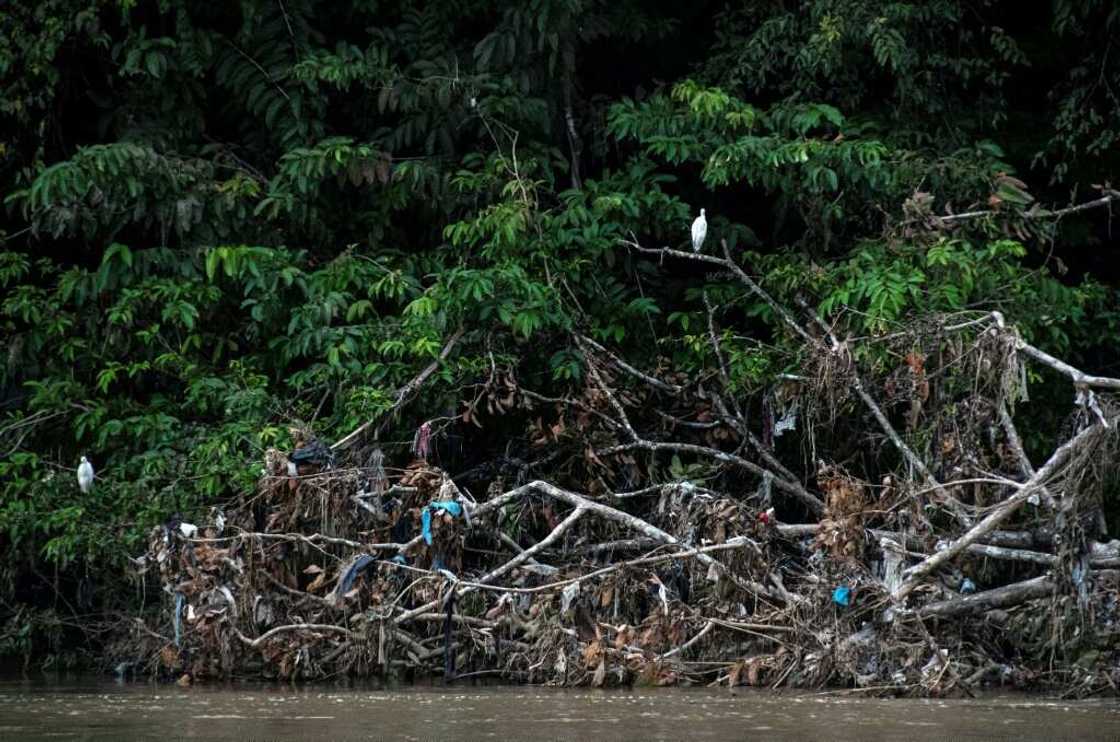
[77,456,94,494]
[691,208,707,252]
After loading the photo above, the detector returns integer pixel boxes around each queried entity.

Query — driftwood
[919,576,1055,619]
[131,230,1120,696]
[894,420,1109,599]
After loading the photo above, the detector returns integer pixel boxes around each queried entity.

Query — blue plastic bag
[832,585,852,607]
[336,554,377,596]
[421,500,463,545]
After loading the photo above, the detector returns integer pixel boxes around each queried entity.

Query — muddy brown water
[0,678,1117,741]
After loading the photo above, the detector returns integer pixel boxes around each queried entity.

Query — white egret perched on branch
[691,208,707,252]
[77,456,94,494]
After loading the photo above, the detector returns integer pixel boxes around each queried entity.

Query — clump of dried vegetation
[120,241,1120,697]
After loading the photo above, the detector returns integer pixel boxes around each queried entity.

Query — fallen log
[919,576,1055,618]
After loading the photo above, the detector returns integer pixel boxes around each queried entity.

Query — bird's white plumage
[691,208,707,252]
[77,456,94,494]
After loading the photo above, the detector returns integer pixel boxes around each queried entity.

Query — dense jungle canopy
[2,0,1120,668]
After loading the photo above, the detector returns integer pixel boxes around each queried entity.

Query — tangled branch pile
[124,243,1120,696]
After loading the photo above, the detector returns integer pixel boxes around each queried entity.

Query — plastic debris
[210,507,226,535]
[560,582,580,614]
[756,472,772,508]
[290,438,335,470]
[838,626,879,686]
[773,403,799,438]
[218,585,237,615]
[368,448,387,493]
[412,421,433,459]
[127,443,1120,693]
[421,500,463,545]
[879,538,906,594]
[173,592,185,647]
[1076,387,1109,429]
[334,554,377,600]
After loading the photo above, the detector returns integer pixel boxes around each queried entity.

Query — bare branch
[576,333,683,394]
[918,576,1054,618]
[894,419,1111,600]
[998,403,1056,509]
[597,439,823,514]
[934,189,1120,225]
[234,623,354,649]
[333,326,465,450]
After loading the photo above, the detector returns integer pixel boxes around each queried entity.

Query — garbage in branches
[125,243,1120,696]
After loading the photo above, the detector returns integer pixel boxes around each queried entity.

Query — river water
[0,678,1117,741]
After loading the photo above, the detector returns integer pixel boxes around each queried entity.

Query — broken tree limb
[1017,340,1120,391]
[511,481,785,603]
[933,188,1120,225]
[622,237,814,344]
[774,522,1120,568]
[652,408,724,430]
[994,314,1120,391]
[392,536,760,598]
[659,620,714,659]
[233,623,355,649]
[577,333,823,514]
[918,576,1055,619]
[521,387,624,432]
[577,333,683,394]
[610,482,717,500]
[598,439,823,515]
[580,348,641,442]
[894,420,1111,600]
[982,529,1056,549]
[712,396,802,486]
[964,543,1056,566]
[474,506,586,585]
[998,403,1056,509]
[627,230,964,521]
[393,480,786,629]
[580,327,817,510]
[625,234,974,524]
[702,290,745,424]
[332,325,465,450]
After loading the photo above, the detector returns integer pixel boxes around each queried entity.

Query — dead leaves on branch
[815,465,868,559]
